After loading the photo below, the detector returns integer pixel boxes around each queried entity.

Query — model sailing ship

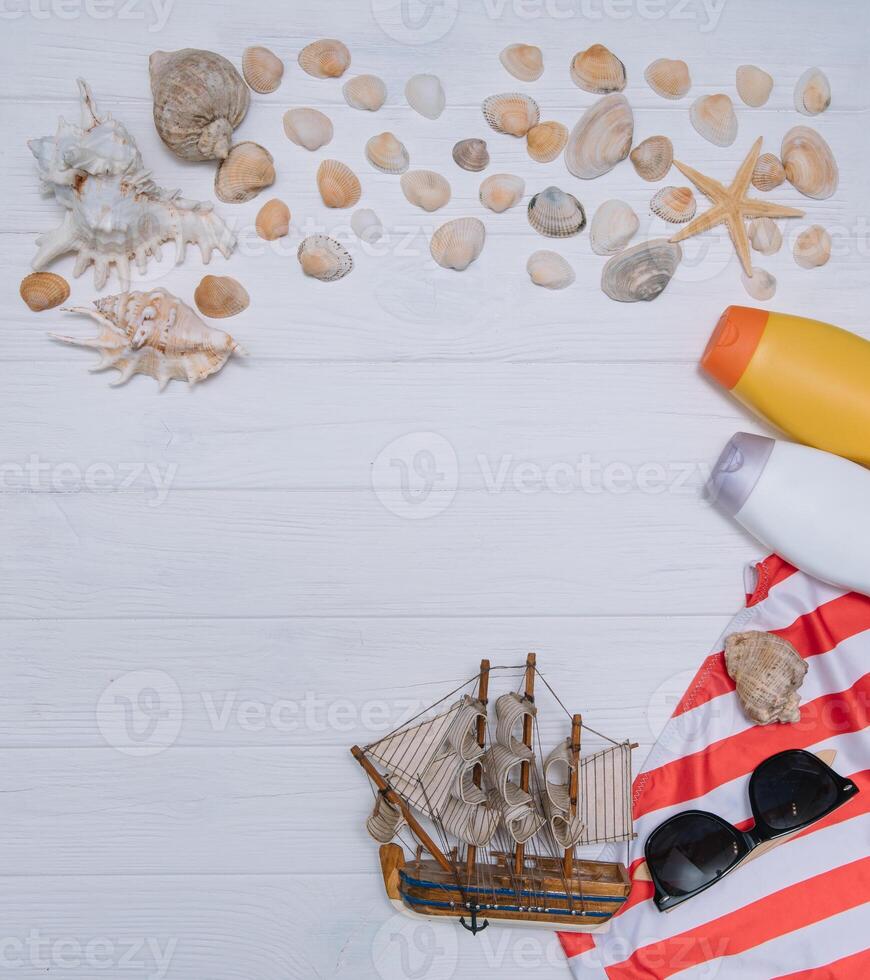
[351,654,636,934]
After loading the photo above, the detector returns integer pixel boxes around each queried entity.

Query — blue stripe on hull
[400,893,612,918]
[399,870,625,904]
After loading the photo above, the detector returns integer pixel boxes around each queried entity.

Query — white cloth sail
[573,741,634,845]
[494,692,536,759]
[483,743,545,844]
[543,738,585,848]
[366,795,406,844]
[440,797,500,846]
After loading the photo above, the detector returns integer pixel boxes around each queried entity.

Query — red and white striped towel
[560,555,870,979]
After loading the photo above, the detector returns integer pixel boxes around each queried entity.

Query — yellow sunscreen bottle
[702,306,870,467]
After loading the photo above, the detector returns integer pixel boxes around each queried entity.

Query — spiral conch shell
[590,199,638,255]
[52,289,243,388]
[499,44,543,82]
[570,44,626,94]
[214,142,275,203]
[297,235,353,281]
[430,218,485,271]
[601,239,681,303]
[781,126,838,199]
[565,94,633,180]
[690,94,737,147]
[482,93,540,137]
[242,46,284,94]
[298,39,350,78]
[150,49,250,162]
[724,630,808,725]
[20,272,70,312]
[526,251,574,289]
[283,108,333,151]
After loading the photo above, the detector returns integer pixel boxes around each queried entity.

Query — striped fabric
[560,555,870,979]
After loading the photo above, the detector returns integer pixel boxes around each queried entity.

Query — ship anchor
[459,905,489,935]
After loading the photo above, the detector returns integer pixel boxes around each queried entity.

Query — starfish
[668,137,804,276]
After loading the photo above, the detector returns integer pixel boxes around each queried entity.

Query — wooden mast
[465,658,490,879]
[562,713,582,878]
[513,651,536,876]
[351,745,454,874]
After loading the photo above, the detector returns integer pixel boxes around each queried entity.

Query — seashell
[343,74,387,111]
[452,138,489,173]
[430,217,486,271]
[149,49,249,162]
[644,58,690,100]
[527,186,586,238]
[794,67,831,116]
[316,159,361,208]
[214,141,275,203]
[751,153,786,192]
[255,198,290,241]
[53,288,243,388]
[400,170,451,212]
[365,132,410,174]
[526,250,574,289]
[194,274,249,318]
[724,630,807,725]
[20,271,70,312]
[690,94,737,147]
[405,74,445,119]
[564,93,633,180]
[479,173,525,213]
[650,185,696,224]
[748,217,782,256]
[282,108,333,151]
[499,44,543,82]
[590,199,639,255]
[601,239,681,303]
[242,46,284,94]
[526,121,568,163]
[297,234,353,281]
[351,208,383,244]
[30,80,235,290]
[570,44,626,94]
[482,93,540,137]
[741,267,777,301]
[298,39,350,79]
[736,65,773,107]
[781,126,838,199]
[794,225,832,269]
[629,135,673,182]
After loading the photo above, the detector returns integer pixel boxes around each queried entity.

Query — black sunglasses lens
[752,751,840,830]
[648,813,743,898]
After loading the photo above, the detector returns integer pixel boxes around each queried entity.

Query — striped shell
[794,68,831,116]
[452,139,489,172]
[400,170,451,212]
[527,186,586,238]
[283,108,333,151]
[343,74,387,111]
[297,235,353,281]
[570,44,626,94]
[316,160,361,209]
[794,225,832,269]
[601,239,681,303]
[430,217,486,271]
[650,186,696,224]
[20,271,69,312]
[405,74,445,119]
[479,174,525,213]
[499,44,543,81]
[590,199,639,256]
[751,153,786,192]
[690,94,738,147]
[214,142,275,203]
[781,126,838,199]
[526,121,568,163]
[298,39,350,78]
[365,132,410,174]
[629,135,673,182]
[255,199,290,241]
[644,59,690,99]
[194,275,249,318]
[242,46,284,94]
[482,93,540,137]
[564,94,633,180]
[736,65,773,107]
[526,251,574,290]
[748,217,782,256]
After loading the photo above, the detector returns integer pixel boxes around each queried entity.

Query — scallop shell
[570,44,626,94]
[343,74,387,111]
[499,44,543,82]
[482,93,540,137]
[748,217,782,256]
[214,141,275,203]
[255,199,290,241]
[724,631,807,725]
[741,267,777,301]
[564,94,633,180]
[452,139,489,172]
[794,67,831,116]
[690,94,737,147]
[405,74,445,119]
[629,135,673,182]
[751,153,786,192]
[526,121,568,163]
[242,46,284,94]
[298,39,350,79]
[149,49,250,162]
[283,108,333,151]
[526,251,574,289]
[316,159,361,209]
[794,225,832,269]
[351,208,383,244]
[430,217,486,271]
[644,58,690,100]
[601,239,681,303]
[527,186,586,238]
[52,288,242,388]
[400,170,451,212]
[781,126,838,199]
[365,132,410,174]
[650,186,696,224]
[736,65,773,107]
[590,199,639,255]
[297,234,353,281]
[20,272,70,312]
[479,174,525,213]
[194,274,249,318]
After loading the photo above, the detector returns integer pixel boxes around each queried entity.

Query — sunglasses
[645,749,859,912]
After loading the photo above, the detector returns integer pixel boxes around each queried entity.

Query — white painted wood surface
[2,1,868,977]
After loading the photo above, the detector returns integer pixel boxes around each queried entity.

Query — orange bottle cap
[702,306,770,390]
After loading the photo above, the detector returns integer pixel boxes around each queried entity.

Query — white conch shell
[297,235,353,281]
[736,65,773,107]
[283,108,333,150]
[564,94,633,179]
[629,135,673,182]
[650,186,696,224]
[751,153,786,192]
[569,44,626,94]
[794,67,831,116]
[479,174,524,213]
[590,199,638,255]
[794,225,831,268]
[298,39,350,78]
[748,217,782,256]
[52,288,243,388]
[526,250,574,289]
[781,126,838,199]
[28,80,235,290]
[343,74,387,111]
[690,94,737,147]
[242,46,284,94]
[351,208,383,243]
[601,239,681,302]
[724,631,808,725]
[741,266,777,301]
[365,132,409,174]
[644,59,690,99]
[499,44,543,82]
[527,186,586,238]
[405,74,445,119]
[482,93,540,137]
[400,170,451,212]
[430,218,485,271]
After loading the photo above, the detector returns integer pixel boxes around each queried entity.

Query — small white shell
[527,250,574,289]
[283,108,333,151]
[644,59,690,99]
[405,74,445,119]
[590,199,639,255]
[430,217,486,271]
[794,68,831,116]
[569,44,626,94]
[343,74,387,111]
[690,94,737,147]
[650,186,696,224]
[794,225,831,269]
[748,217,782,256]
[499,44,544,82]
[365,132,410,174]
[351,208,384,244]
[527,186,586,238]
[298,39,350,79]
[479,173,525,213]
[741,267,777,301]
[482,93,540,137]
[751,153,786,192]
[242,46,284,94]
[565,94,633,180]
[601,239,682,303]
[400,170,451,212]
[297,234,353,281]
[781,126,838,199]
[736,65,773,107]
[526,122,568,163]
[629,136,673,182]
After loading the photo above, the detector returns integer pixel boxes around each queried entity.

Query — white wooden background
[2,0,868,977]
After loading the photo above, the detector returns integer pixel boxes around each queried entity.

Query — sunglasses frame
[645,749,859,912]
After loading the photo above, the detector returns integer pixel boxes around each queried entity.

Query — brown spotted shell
[20,271,70,312]
[724,631,807,725]
[298,39,350,78]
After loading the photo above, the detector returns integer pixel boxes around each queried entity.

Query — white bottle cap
[706,432,775,517]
